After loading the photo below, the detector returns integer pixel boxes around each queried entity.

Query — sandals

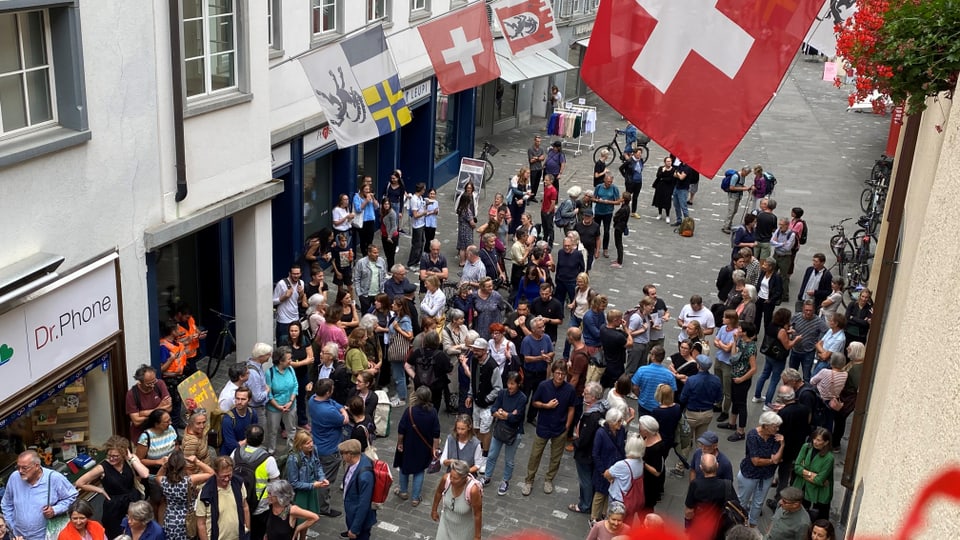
[568,504,589,514]
[394,488,409,500]
[411,498,422,507]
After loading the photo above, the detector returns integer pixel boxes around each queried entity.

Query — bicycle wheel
[482,159,494,186]
[593,144,616,167]
[860,188,874,214]
[829,234,854,265]
[635,144,650,163]
[852,230,875,256]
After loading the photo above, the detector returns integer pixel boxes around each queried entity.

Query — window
[410,0,428,12]
[572,0,582,14]
[367,0,390,23]
[0,4,89,169]
[312,0,339,36]
[267,0,282,52]
[183,0,238,98]
[434,91,455,162]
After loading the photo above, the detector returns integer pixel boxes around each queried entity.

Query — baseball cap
[696,354,712,370]
[551,140,562,148]
[697,431,719,445]
[470,338,488,350]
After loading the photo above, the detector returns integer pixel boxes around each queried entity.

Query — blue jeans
[574,460,594,512]
[398,471,425,500]
[390,361,408,400]
[789,350,816,382]
[563,314,583,358]
[737,471,773,526]
[485,434,522,483]
[672,188,690,221]
[754,355,786,405]
[811,361,829,378]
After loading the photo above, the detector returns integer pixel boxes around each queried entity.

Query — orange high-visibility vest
[174,316,200,359]
[160,338,186,376]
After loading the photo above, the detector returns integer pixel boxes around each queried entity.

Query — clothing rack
[552,104,596,156]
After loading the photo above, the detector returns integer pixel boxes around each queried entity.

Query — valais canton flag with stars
[300,26,411,149]
[581,0,821,174]
[492,0,561,57]
[418,1,500,95]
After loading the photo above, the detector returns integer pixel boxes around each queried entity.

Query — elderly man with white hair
[245,342,273,424]
[736,411,784,528]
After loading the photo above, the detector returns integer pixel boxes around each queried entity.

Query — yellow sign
[178,371,218,413]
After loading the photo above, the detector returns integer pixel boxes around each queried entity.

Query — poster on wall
[455,158,485,216]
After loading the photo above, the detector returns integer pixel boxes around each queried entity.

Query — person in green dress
[792,427,834,521]
[286,430,329,540]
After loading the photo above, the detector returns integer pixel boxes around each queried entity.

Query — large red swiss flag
[582,0,821,175]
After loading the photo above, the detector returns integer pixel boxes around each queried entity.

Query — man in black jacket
[466,338,502,465]
[795,253,833,312]
[716,252,747,302]
[569,381,607,514]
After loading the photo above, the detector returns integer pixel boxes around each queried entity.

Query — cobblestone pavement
[217,56,889,540]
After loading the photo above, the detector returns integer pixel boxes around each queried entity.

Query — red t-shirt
[568,348,590,397]
[125,379,171,442]
[542,185,558,214]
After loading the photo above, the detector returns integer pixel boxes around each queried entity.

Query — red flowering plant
[835,0,960,114]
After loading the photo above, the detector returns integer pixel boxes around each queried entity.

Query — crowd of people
[1,139,870,540]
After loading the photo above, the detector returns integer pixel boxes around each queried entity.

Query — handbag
[492,418,519,445]
[45,476,70,540]
[387,330,411,363]
[759,332,789,360]
[675,413,693,450]
[408,408,441,474]
[351,196,364,228]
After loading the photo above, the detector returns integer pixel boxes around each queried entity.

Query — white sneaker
[751,397,764,403]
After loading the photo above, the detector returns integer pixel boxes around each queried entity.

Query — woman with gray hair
[570,381,606,514]
[738,284,758,327]
[430,460,483,540]
[737,411,784,527]
[586,500,632,540]
[637,415,667,516]
[603,434,645,525]
[265,479,319,540]
[810,352,849,433]
[442,308,470,412]
[120,501,164,540]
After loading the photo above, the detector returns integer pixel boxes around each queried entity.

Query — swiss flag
[419,2,500,95]
[581,0,822,174]
[492,0,561,57]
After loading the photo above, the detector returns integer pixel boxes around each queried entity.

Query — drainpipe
[169,0,188,202]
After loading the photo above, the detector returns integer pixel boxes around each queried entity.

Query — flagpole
[269,0,489,70]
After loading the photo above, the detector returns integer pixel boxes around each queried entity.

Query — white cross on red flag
[492,0,561,57]
[418,1,501,95]
[582,0,822,174]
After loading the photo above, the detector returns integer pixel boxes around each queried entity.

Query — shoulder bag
[759,330,789,360]
[408,408,441,473]
[44,474,70,540]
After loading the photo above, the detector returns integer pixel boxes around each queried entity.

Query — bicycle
[829,218,855,274]
[478,141,497,194]
[593,129,650,166]
[205,309,237,378]
[860,155,892,214]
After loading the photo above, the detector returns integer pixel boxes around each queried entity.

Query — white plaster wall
[851,92,960,538]
[0,1,164,370]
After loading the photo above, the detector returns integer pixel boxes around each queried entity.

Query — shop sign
[303,125,336,156]
[574,23,593,36]
[404,81,432,106]
[0,261,119,404]
[271,142,292,170]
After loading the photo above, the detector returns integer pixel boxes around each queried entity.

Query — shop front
[0,254,126,479]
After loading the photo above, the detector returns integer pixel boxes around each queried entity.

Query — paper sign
[178,371,218,413]
[823,61,837,81]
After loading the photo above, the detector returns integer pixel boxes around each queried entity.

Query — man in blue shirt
[1,451,77,540]
[521,316,555,424]
[308,378,348,518]
[520,359,575,497]
[220,387,259,456]
[686,431,734,482]
[680,355,724,446]
[631,345,677,416]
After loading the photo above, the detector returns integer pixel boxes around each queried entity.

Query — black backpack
[233,447,270,512]
[798,219,808,245]
[413,348,437,387]
[798,385,830,429]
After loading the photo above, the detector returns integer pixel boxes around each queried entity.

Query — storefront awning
[576,38,590,48]
[494,39,576,84]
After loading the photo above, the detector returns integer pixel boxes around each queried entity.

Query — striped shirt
[790,313,827,353]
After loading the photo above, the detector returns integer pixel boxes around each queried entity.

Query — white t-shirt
[677,304,716,342]
[218,381,239,411]
[333,207,352,232]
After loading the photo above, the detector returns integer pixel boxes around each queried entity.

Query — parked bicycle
[828,218,873,306]
[860,155,892,215]
[478,141,497,190]
[593,128,650,166]
[205,309,236,378]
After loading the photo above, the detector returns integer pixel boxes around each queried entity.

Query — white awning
[576,38,590,48]
[494,39,576,84]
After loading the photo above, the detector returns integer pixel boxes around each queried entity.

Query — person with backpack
[307,379,348,519]
[338,439,378,540]
[770,219,798,303]
[604,433,647,525]
[787,208,808,276]
[219,387,259,456]
[231,425,280,540]
[670,158,694,227]
[430,459,483,540]
[125,365,173,443]
[721,166,752,234]
[749,165,770,214]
